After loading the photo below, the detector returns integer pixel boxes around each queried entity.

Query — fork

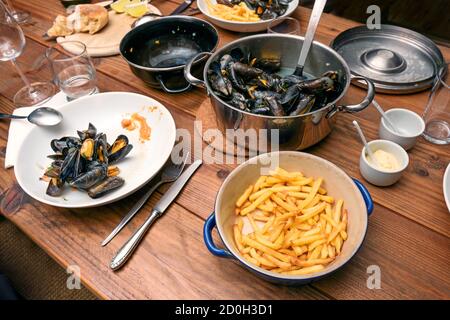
[101,153,189,246]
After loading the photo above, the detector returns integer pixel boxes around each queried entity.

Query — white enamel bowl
[197,0,299,33]
[204,151,373,284]
[14,92,176,208]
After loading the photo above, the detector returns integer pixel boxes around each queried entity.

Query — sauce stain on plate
[121,112,151,143]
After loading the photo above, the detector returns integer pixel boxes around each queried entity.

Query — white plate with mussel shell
[198,0,299,33]
[14,92,176,208]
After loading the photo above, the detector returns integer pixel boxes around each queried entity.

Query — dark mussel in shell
[44,124,132,199]
[108,135,133,164]
[50,136,81,153]
[77,123,97,140]
[207,47,339,117]
[46,178,64,197]
[208,61,233,97]
[59,147,79,181]
[87,176,125,199]
[69,164,107,189]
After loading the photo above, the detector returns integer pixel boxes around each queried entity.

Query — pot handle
[352,178,374,215]
[156,74,191,94]
[184,52,212,89]
[336,76,375,114]
[203,213,234,258]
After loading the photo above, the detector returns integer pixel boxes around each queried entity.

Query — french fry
[263,253,291,269]
[249,248,276,268]
[243,253,260,266]
[296,202,327,223]
[241,190,273,216]
[233,168,349,275]
[291,258,334,267]
[292,234,325,246]
[282,265,325,275]
[236,185,253,207]
[253,176,267,192]
[243,236,291,263]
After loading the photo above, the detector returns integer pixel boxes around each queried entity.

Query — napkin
[4,91,67,169]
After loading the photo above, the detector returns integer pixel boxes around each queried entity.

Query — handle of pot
[339,76,375,113]
[184,52,212,89]
[156,74,191,94]
[203,213,234,258]
[352,178,374,215]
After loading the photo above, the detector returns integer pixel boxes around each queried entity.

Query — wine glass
[267,17,301,35]
[3,0,31,24]
[0,1,55,107]
[46,41,98,101]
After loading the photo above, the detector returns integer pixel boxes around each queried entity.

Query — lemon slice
[124,2,149,18]
[111,0,139,14]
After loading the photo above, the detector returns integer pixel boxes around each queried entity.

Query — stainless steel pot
[184,34,375,150]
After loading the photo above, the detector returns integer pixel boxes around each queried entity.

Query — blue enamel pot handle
[204,179,374,258]
[352,178,374,215]
[203,213,233,258]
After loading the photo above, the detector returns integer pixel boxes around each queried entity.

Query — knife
[170,0,195,16]
[110,159,203,270]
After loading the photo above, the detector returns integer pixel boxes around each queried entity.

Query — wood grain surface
[0,0,449,299]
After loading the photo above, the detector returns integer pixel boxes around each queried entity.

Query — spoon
[352,120,380,168]
[293,0,327,76]
[372,100,400,134]
[0,107,63,126]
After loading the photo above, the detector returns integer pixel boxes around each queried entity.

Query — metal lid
[330,25,445,94]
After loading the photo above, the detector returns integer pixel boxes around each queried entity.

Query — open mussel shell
[87,176,125,199]
[46,178,64,197]
[77,123,97,140]
[108,135,133,164]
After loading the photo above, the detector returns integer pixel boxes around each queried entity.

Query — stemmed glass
[0,1,55,107]
[3,0,31,24]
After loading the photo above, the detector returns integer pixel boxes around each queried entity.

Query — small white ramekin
[379,108,425,151]
[360,140,409,186]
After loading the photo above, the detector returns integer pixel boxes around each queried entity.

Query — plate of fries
[204,151,373,284]
[198,0,299,33]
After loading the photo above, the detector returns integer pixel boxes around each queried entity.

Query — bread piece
[46,4,108,37]
[72,4,109,35]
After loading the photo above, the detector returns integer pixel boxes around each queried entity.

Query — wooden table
[0,0,449,300]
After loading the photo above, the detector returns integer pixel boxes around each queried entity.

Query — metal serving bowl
[203,151,373,284]
[120,16,219,93]
[185,34,375,150]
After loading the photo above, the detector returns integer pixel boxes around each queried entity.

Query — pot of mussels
[184,34,375,150]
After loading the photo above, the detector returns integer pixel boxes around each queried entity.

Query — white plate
[198,0,299,33]
[444,163,450,212]
[14,92,176,208]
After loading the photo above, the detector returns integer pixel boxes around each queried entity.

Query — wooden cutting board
[56,5,161,57]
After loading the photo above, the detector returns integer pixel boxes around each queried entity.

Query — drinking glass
[0,1,55,107]
[267,17,301,35]
[3,0,31,24]
[46,41,98,101]
[422,63,450,145]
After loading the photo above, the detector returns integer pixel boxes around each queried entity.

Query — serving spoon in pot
[293,0,327,77]
[0,107,63,126]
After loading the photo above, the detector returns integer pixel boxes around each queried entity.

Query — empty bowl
[379,108,425,150]
[360,140,409,187]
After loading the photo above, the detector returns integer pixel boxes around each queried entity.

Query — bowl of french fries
[198,0,299,33]
[203,151,373,284]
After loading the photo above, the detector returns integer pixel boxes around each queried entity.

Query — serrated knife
[110,159,202,270]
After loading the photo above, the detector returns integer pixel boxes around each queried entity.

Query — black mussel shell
[69,164,107,189]
[60,147,79,181]
[87,176,125,199]
[46,178,64,197]
[108,135,133,164]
